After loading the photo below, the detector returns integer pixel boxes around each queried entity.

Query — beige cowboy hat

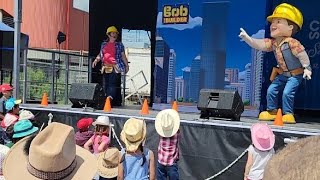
[120,118,147,152]
[97,147,120,178]
[155,109,180,137]
[3,122,97,180]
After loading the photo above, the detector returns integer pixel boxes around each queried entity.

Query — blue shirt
[121,148,150,180]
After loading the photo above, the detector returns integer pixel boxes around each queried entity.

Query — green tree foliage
[177,97,183,102]
[243,100,250,106]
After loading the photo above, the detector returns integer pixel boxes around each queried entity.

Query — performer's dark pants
[103,71,122,106]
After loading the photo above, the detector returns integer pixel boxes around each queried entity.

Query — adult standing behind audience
[0,84,14,120]
[92,26,129,107]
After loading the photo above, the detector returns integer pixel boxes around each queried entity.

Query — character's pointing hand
[239,28,250,41]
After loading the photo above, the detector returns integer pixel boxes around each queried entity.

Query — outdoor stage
[21,104,320,180]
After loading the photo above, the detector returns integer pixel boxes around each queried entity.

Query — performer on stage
[239,3,312,123]
[92,26,129,106]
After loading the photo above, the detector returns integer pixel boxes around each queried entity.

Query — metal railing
[0,48,149,106]
[0,48,92,104]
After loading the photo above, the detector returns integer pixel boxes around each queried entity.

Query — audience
[75,117,94,147]
[264,135,320,180]
[118,118,155,180]
[3,122,97,179]
[155,109,181,180]
[244,123,275,180]
[84,116,111,154]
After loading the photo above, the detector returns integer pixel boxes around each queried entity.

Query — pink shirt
[90,134,110,154]
[102,42,116,65]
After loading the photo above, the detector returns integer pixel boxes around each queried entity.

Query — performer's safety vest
[273,42,302,71]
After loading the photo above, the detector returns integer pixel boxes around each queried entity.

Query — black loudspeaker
[197,89,244,121]
[69,83,106,110]
[57,31,66,44]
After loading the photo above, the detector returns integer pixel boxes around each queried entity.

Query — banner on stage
[162,4,189,24]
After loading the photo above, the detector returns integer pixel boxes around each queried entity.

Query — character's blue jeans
[157,162,179,180]
[103,71,121,100]
[267,74,303,114]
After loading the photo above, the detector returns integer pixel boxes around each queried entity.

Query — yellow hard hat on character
[267,3,303,29]
[106,26,119,34]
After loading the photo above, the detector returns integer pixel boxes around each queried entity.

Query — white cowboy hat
[155,109,180,137]
[19,110,35,120]
[120,118,146,152]
[3,122,97,180]
[97,147,120,178]
[92,116,110,126]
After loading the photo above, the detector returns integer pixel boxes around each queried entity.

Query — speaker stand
[78,102,96,112]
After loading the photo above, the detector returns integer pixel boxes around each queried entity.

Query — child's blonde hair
[264,136,320,180]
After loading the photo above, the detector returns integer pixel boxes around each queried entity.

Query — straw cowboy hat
[92,116,110,126]
[3,122,97,180]
[120,118,147,152]
[97,147,120,178]
[0,144,10,180]
[251,123,275,151]
[19,110,35,120]
[155,109,180,138]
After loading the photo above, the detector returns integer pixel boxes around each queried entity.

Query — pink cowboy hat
[250,123,275,151]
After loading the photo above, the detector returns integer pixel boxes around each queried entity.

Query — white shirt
[247,145,275,180]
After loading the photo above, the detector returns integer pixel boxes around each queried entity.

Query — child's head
[5,98,21,115]
[19,110,35,121]
[77,117,93,132]
[92,116,110,135]
[155,109,180,138]
[0,84,13,98]
[250,123,275,151]
[97,147,120,178]
[12,119,39,143]
[120,118,146,152]
[264,136,320,180]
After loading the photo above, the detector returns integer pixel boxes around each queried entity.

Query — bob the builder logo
[162,4,189,24]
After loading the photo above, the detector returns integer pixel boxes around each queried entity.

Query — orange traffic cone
[172,101,178,112]
[41,93,48,106]
[103,97,112,112]
[274,108,284,126]
[140,99,149,115]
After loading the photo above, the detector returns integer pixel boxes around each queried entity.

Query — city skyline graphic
[154,0,267,104]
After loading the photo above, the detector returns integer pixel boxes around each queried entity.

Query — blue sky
[157,0,267,76]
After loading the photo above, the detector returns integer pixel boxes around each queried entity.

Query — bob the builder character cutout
[239,3,312,124]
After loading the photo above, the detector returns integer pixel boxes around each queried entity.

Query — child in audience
[12,119,39,143]
[84,116,111,154]
[75,117,94,147]
[1,98,21,131]
[118,118,155,180]
[244,123,275,180]
[19,109,41,128]
[155,109,180,180]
